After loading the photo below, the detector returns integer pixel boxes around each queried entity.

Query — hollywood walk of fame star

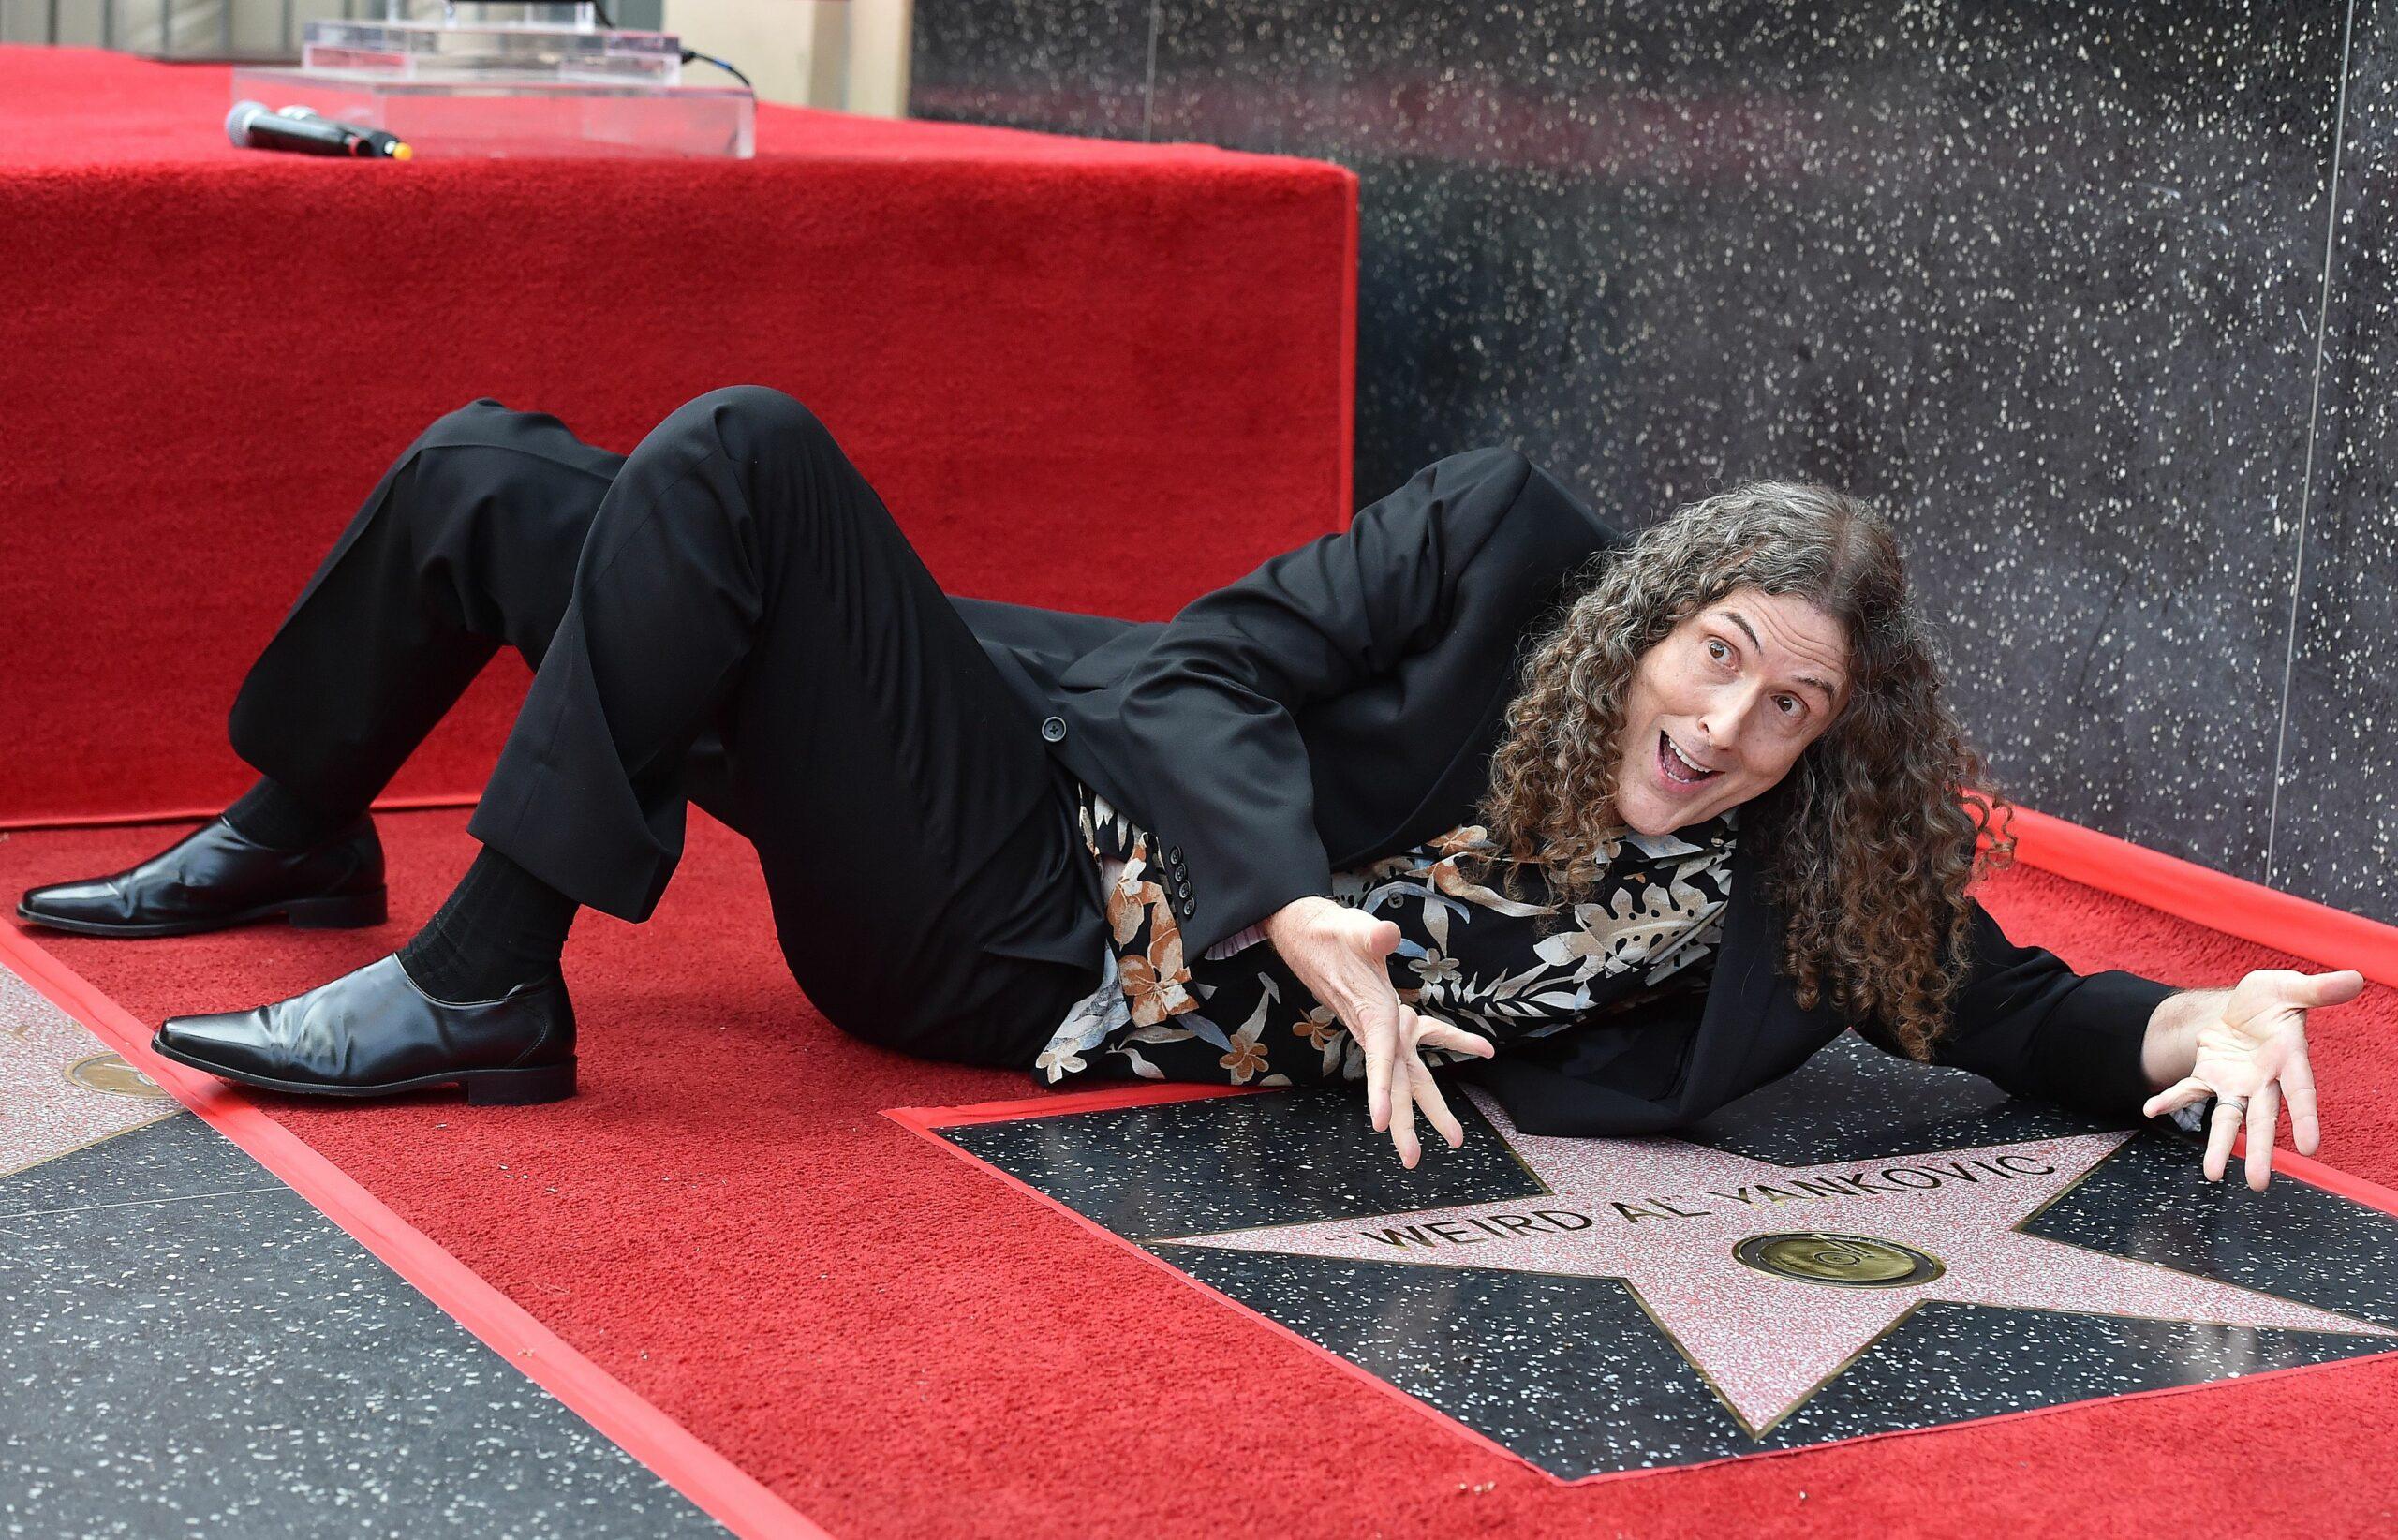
[0,964,177,1183]
[1157,1087,2397,1436]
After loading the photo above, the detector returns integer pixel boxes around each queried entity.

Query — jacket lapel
[1675,826,1840,1118]
[1678,828,1780,1106]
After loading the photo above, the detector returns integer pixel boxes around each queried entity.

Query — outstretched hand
[1264,896,1495,1168]
[2140,968,2364,1191]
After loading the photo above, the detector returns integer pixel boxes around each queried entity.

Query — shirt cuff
[1201,920,1273,962]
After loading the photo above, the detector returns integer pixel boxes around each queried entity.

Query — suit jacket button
[1040,716,1066,743]
[1167,845,1183,862]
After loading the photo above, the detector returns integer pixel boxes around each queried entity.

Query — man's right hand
[1263,895,1496,1168]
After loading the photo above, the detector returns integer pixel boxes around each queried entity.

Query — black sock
[221,775,362,851]
[396,846,579,1003]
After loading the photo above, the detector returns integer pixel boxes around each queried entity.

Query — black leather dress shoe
[16,815,386,938]
[152,954,576,1104]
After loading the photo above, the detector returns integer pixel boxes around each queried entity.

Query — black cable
[681,49,753,89]
[582,4,754,92]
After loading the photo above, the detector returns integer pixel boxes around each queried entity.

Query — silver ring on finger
[2214,1094,2248,1118]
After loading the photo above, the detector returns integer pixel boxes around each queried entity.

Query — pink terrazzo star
[0,959,177,1183]
[1165,1087,2394,1435]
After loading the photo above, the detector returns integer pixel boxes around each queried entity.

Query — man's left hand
[2141,968,2364,1191]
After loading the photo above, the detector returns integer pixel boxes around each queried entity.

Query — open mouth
[1658,730,1720,788]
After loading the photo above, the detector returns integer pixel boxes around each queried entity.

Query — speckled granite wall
[2277,1,2395,920]
[913,1,2395,925]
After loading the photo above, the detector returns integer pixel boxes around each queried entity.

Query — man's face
[1613,585,1853,835]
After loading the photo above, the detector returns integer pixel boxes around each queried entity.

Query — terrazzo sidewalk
[0,957,724,1539]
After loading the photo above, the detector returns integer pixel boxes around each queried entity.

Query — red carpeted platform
[3,810,2395,1537]
[0,45,1356,827]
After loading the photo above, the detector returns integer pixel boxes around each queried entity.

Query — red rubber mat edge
[1982,798,2398,987]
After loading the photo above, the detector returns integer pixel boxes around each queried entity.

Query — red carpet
[5,809,2395,1537]
[0,45,1357,826]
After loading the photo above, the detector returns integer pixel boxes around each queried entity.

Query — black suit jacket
[950,448,2177,1135]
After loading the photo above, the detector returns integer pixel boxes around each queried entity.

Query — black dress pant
[228,385,1105,1069]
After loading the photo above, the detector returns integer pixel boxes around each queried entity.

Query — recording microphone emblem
[225,100,413,160]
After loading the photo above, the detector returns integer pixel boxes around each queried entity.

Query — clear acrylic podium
[229,1,755,159]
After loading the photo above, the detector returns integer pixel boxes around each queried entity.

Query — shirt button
[1040,716,1066,743]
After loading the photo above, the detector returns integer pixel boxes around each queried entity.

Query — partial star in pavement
[1159,1088,2395,1435]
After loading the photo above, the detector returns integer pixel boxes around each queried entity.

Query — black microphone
[225,100,413,160]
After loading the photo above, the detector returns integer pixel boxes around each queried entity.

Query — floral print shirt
[1028,781,1739,1088]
